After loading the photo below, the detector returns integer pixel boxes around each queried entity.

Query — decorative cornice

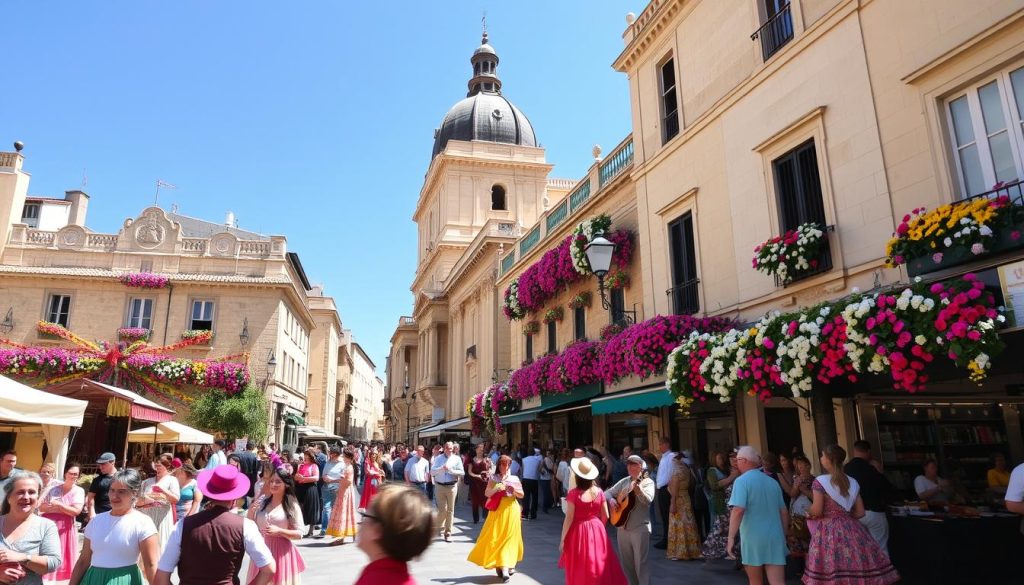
[613,0,685,72]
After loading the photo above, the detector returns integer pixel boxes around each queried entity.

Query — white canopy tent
[0,375,87,476]
[127,421,214,445]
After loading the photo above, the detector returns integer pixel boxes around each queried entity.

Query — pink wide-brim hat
[196,464,250,501]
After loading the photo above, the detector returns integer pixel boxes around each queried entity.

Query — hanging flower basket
[753,223,826,285]
[542,307,564,324]
[522,321,540,336]
[567,291,592,310]
[600,323,625,341]
[607,271,630,290]
[118,273,169,289]
[117,327,151,342]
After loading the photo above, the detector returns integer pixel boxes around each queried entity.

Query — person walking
[85,453,117,522]
[326,447,359,546]
[238,441,261,509]
[666,453,702,561]
[153,465,276,585]
[702,450,738,560]
[172,463,201,520]
[293,450,320,538]
[802,446,898,585]
[360,450,384,511]
[605,455,655,585]
[404,446,429,494]
[391,446,407,483]
[520,448,541,520]
[205,440,227,471]
[468,444,492,524]
[352,485,433,585]
[843,440,892,555]
[726,446,789,585]
[0,471,61,585]
[558,457,627,585]
[137,455,180,552]
[430,442,464,542]
[316,446,344,540]
[40,464,84,585]
[467,455,524,583]
[246,469,306,585]
[69,469,159,585]
[653,437,676,550]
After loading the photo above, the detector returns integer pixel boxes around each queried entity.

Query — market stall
[127,421,214,462]
[0,374,87,474]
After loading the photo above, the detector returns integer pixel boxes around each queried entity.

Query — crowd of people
[0,435,1022,585]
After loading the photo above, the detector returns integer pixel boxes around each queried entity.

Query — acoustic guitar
[610,470,649,527]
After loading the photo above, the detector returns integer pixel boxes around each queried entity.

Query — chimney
[225,211,235,228]
[64,190,89,226]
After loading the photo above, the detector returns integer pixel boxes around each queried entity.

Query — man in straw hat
[605,455,656,585]
[153,465,276,585]
[727,446,789,585]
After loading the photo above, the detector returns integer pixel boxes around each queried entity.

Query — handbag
[484,492,503,511]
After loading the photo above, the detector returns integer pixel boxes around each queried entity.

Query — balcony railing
[751,3,793,62]
[500,251,516,274]
[599,139,634,188]
[963,179,1024,206]
[520,226,541,257]
[568,179,592,212]
[546,200,569,232]
[666,278,700,316]
[775,225,834,287]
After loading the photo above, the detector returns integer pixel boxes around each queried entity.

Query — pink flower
[932,252,943,264]
[971,243,985,255]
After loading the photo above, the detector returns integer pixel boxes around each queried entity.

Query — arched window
[491,185,507,211]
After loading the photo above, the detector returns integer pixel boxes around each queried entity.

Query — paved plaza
[276,498,802,584]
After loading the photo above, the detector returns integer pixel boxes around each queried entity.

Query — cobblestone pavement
[278,498,803,584]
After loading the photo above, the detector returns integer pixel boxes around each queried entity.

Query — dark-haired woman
[293,450,320,538]
[467,455,524,582]
[326,448,358,546]
[246,469,305,585]
[354,484,434,585]
[802,446,897,585]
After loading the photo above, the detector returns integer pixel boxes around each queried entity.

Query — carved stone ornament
[210,233,237,256]
[55,225,86,249]
[134,214,166,249]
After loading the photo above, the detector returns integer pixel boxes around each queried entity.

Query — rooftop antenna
[482,10,487,40]
[154,179,177,206]
[81,168,87,189]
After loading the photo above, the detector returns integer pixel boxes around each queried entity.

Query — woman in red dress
[467,443,492,524]
[354,484,433,585]
[359,448,383,510]
[558,458,627,585]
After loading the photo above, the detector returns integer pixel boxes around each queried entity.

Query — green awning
[541,382,601,409]
[283,413,305,426]
[500,407,545,424]
[591,387,676,415]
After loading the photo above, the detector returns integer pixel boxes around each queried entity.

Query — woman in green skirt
[69,469,160,585]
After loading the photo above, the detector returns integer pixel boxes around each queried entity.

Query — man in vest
[154,465,276,585]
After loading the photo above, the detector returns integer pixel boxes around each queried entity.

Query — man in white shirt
[205,440,227,471]
[1004,461,1024,534]
[405,445,429,494]
[431,441,465,541]
[521,448,542,520]
[653,437,676,549]
[154,465,275,585]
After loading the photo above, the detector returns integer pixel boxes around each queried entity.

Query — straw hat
[570,457,599,480]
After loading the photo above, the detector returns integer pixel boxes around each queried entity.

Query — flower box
[906,224,1024,277]
[181,329,214,344]
[567,291,592,310]
[118,273,169,289]
[117,327,151,342]
[542,307,564,324]
[522,321,540,336]
[754,223,830,285]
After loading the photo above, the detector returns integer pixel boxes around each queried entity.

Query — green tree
[187,384,269,442]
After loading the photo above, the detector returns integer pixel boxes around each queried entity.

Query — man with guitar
[605,455,656,585]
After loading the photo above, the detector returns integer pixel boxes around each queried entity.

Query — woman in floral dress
[803,445,898,585]
[137,454,180,551]
[326,447,358,545]
[667,454,702,560]
[702,450,740,559]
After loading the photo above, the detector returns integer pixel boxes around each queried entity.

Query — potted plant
[117,327,151,342]
[542,306,564,324]
[607,270,630,290]
[567,291,592,310]
[522,321,540,336]
[752,222,827,285]
[180,329,214,344]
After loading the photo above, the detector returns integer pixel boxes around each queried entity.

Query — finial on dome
[482,11,488,44]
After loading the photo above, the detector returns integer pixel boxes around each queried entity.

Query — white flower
[944,237,953,247]
[980,225,993,236]
[915,335,927,345]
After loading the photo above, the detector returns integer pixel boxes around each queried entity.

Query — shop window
[547,321,557,354]
[667,212,699,315]
[659,56,679,144]
[189,300,215,331]
[126,298,154,329]
[491,185,507,211]
[46,294,71,327]
[946,64,1024,198]
[574,306,586,341]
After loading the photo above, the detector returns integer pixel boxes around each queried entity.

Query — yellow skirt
[467,496,524,569]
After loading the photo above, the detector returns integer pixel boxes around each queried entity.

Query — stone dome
[431,33,538,159]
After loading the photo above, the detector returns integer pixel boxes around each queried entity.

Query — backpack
[688,464,709,512]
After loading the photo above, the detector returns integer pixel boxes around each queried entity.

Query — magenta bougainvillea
[598,315,737,384]
[118,272,169,289]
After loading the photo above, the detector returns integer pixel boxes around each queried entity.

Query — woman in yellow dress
[467,455,524,583]
[667,453,703,560]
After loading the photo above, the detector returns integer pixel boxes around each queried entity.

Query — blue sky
[0,1,644,375]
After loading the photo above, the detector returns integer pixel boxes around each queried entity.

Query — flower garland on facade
[502,214,635,321]
[466,382,517,436]
[570,214,613,274]
[118,272,169,289]
[599,315,737,384]
[0,321,251,406]
[753,222,826,284]
[885,195,1023,267]
[665,274,1004,407]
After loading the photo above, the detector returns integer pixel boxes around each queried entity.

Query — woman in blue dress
[726,446,789,585]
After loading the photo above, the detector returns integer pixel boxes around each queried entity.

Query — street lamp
[239,317,250,347]
[402,381,413,444]
[0,308,13,334]
[584,232,616,309]
[264,349,277,388]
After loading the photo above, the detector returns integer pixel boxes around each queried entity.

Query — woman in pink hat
[246,468,305,585]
